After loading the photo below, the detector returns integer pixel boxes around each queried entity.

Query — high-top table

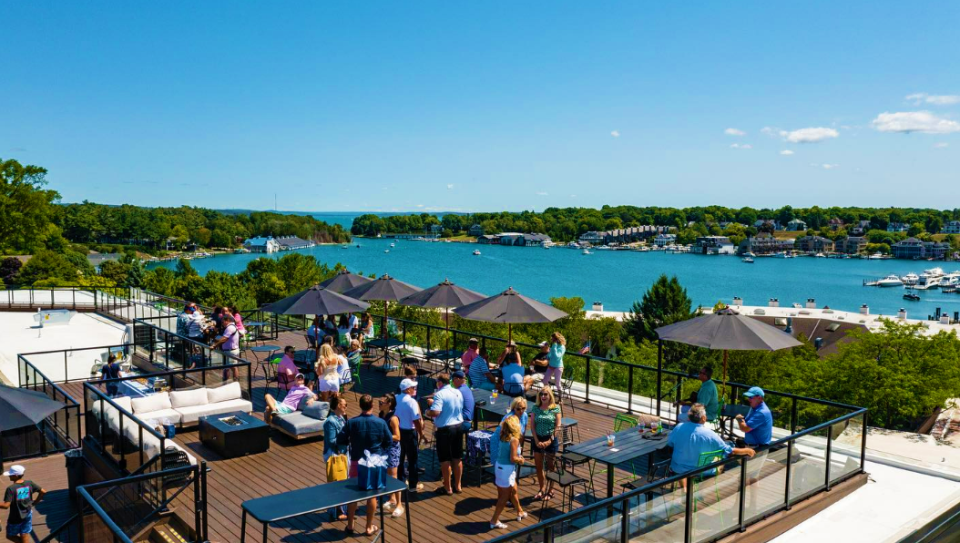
[241,477,411,543]
[566,425,673,497]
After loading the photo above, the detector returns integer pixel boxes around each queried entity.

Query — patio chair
[621,456,675,528]
[502,382,525,398]
[559,423,594,496]
[690,448,727,531]
[539,454,592,521]
[560,376,576,413]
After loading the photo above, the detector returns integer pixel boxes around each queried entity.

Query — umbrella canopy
[343,274,422,302]
[0,385,66,432]
[398,279,486,309]
[318,269,374,294]
[260,285,370,316]
[453,287,567,324]
[655,310,802,351]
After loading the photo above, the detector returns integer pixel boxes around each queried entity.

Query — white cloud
[934,142,949,148]
[761,127,779,137]
[780,127,839,143]
[872,111,960,134]
[780,150,795,155]
[610,130,620,138]
[821,164,839,170]
[725,128,746,136]
[536,191,548,196]
[570,194,577,198]
[446,184,454,189]
[729,143,752,149]
[906,93,960,106]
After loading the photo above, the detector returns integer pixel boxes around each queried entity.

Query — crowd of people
[463,332,571,399]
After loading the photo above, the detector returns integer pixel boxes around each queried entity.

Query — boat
[472,249,481,256]
[341,244,349,249]
[541,241,555,249]
[901,272,919,285]
[743,251,757,258]
[814,253,826,258]
[389,242,396,248]
[876,274,903,288]
[596,245,612,251]
[867,252,884,260]
[742,257,755,264]
[356,244,361,248]
[582,249,592,255]
[772,252,788,259]
[916,268,945,289]
[903,292,921,301]
[384,249,390,253]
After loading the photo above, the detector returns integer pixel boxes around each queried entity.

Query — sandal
[365,525,380,536]
[545,490,556,501]
[533,490,546,500]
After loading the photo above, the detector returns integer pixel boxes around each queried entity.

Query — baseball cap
[451,370,466,379]
[400,378,418,391]
[295,373,305,380]
[468,337,479,344]
[2,465,25,477]
[743,386,765,399]
[538,341,548,347]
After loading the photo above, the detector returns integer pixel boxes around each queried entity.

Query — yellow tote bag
[326,454,348,482]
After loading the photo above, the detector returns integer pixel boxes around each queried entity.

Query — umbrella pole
[656,339,662,417]
[444,308,450,353]
[722,349,728,404]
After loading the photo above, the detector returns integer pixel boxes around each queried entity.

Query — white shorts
[318,378,340,393]
[495,462,517,488]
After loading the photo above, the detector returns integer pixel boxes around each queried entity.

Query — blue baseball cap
[743,386,765,399]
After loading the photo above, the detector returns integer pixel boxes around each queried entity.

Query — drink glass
[606,434,616,447]
[491,391,498,404]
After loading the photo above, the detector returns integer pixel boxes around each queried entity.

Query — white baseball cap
[3,465,25,477]
[399,379,418,391]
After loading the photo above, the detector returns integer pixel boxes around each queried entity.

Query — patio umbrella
[343,274,422,341]
[654,308,801,412]
[260,285,370,316]
[399,279,486,351]
[0,385,65,433]
[318,269,374,294]
[452,287,567,343]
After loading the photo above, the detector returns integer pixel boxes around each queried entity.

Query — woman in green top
[528,387,562,501]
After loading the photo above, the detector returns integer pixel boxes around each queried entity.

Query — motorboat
[867,252,884,259]
[903,292,921,301]
[901,272,919,285]
[389,242,396,248]
[567,241,581,249]
[916,268,944,289]
[742,257,755,263]
[596,245,612,251]
[876,274,903,288]
[472,249,481,256]
[384,249,390,253]
[743,251,757,258]
[582,249,592,255]
[772,252,789,259]
[814,253,826,258]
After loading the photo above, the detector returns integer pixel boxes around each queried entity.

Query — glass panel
[627,478,688,542]
[553,498,620,543]
[829,415,864,485]
[691,459,742,542]
[786,426,829,506]
[742,442,791,524]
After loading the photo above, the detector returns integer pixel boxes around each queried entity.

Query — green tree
[174,258,199,279]
[623,275,698,343]
[0,158,61,253]
[17,250,84,284]
[0,257,22,284]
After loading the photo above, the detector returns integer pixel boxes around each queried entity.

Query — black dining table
[471,388,532,422]
[366,337,404,368]
[565,425,673,497]
[424,349,463,371]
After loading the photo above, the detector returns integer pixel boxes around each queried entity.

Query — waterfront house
[796,235,834,253]
[738,233,794,255]
[850,220,872,235]
[694,236,735,255]
[476,234,499,244]
[942,220,960,234]
[86,253,123,272]
[275,236,315,251]
[425,224,443,236]
[753,219,781,231]
[887,222,910,233]
[490,232,552,247]
[834,236,867,255]
[243,236,280,253]
[786,218,807,231]
[828,217,845,230]
[468,224,484,236]
[890,238,949,259]
[654,233,677,247]
[578,231,605,245]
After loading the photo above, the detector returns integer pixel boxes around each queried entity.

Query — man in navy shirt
[453,371,474,432]
[337,394,393,536]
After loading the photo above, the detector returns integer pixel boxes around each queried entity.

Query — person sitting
[500,352,532,397]
[337,314,352,345]
[736,387,773,484]
[264,373,315,423]
[307,316,322,348]
[530,341,550,376]
[461,338,480,373]
[468,347,496,391]
[667,403,755,487]
[678,367,719,422]
[276,346,299,392]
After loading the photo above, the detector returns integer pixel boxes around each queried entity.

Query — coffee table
[199,411,269,458]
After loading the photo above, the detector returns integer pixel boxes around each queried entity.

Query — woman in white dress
[316,344,341,401]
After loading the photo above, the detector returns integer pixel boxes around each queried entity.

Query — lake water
[152,237,960,319]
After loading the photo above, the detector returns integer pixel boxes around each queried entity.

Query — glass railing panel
[786,426,829,506]
[828,414,864,485]
[552,498,619,543]
[689,459,742,542]
[626,478,686,542]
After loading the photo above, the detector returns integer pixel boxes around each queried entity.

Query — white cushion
[131,392,172,415]
[170,388,209,409]
[134,408,183,425]
[207,382,242,404]
[111,396,133,412]
[175,399,254,424]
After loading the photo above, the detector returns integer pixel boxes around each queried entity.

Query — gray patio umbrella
[452,286,567,342]
[399,279,486,351]
[260,285,370,316]
[654,308,802,412]
[0,385,65,432]
[343,274,422,340]
[317,269,374,294]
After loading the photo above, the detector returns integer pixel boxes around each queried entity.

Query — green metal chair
[347,353,363,398]
[692,448,727,532]
[601,414,641,486]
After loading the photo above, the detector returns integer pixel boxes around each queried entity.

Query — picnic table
[566,425,673,498]
[240,477,412,543]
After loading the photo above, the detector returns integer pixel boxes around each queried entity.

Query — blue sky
[3,2,959,212]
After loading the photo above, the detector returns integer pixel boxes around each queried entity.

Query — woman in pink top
[277,346,299,391]
[230,308,246,335]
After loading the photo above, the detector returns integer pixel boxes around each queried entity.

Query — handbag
[326,454,348,482]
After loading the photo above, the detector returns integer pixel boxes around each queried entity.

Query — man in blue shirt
[736,386,773,484]
[396,379,425,493]
[452,371,474,432]
[427,374,465,495]
[667,404,755,484]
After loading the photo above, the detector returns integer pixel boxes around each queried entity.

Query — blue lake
[152,237,960,320]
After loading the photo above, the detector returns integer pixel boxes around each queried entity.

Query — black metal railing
[18,344,134,385]
[131,316,252,371]
[3,356,81,462]
[0,285,125,311]
[488,407,868,543]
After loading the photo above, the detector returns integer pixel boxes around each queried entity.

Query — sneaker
[382,502,396,513]
[490,521,508,530]
[517,512,528,522]
[392,506,405,518]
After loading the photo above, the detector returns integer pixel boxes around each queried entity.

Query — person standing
[100,353,123,397]
[212,314,241,380]
[426,374,464,495]
[396,379,425,495]
[323,394,349,522]
[337,394,393,537]
[488,417,526,530]
[543,332,566,396]
[0,465,45,543]
[452,371,474,432]
[529,388,562,501]
[379,394,404,517]
[176,303,192,336]
[316,344,342,402]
